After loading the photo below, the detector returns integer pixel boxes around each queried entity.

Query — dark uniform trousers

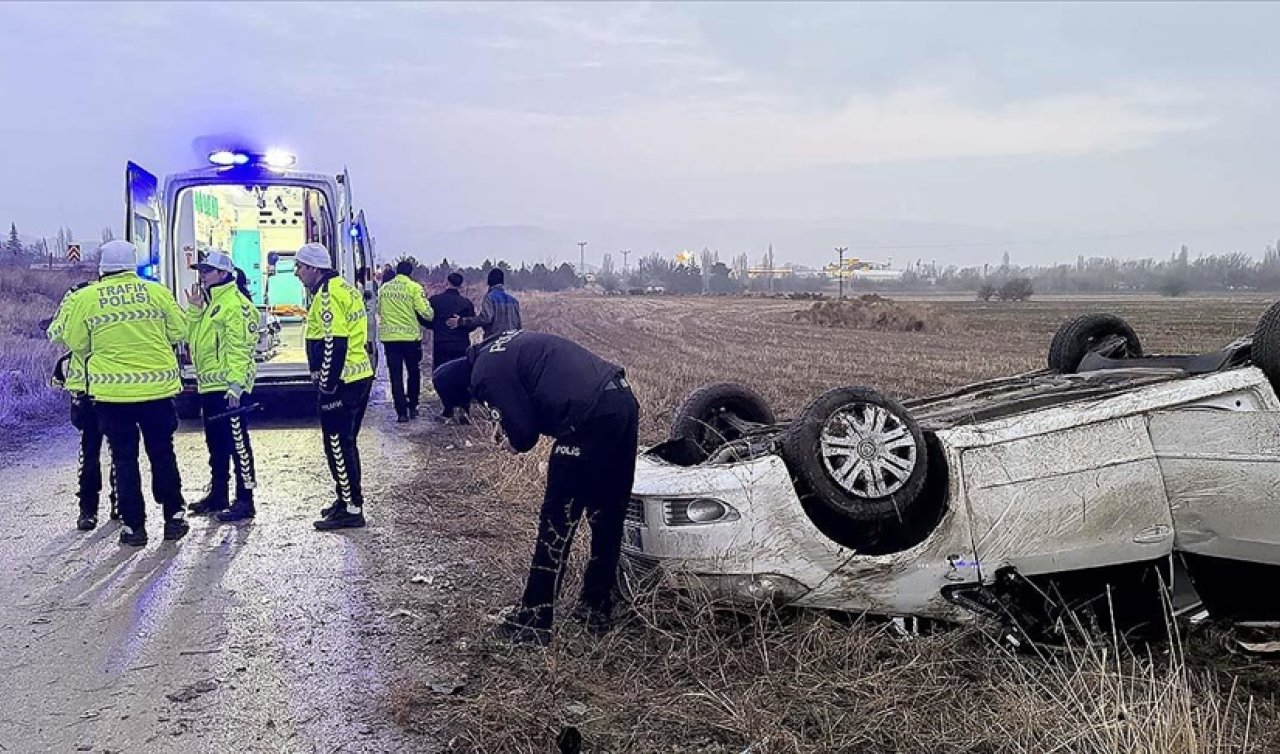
[518,380,640,630]
[383,340,423,416]
[199,392,258,502]
[96,398,185,530]
[70,396,116,518]
[319,378,373,511]
[432,342,470,414]
[432,342,468,371]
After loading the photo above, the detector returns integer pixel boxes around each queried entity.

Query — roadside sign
[66,243,81,262]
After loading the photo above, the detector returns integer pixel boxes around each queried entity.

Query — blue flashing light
[350,226,360,239]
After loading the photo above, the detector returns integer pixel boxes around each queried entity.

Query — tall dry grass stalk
[0,268,87,437]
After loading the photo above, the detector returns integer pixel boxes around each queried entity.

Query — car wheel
[1253,300,1280,391]
[1047,313,1143,373]
[670,382,776,460]
[782,386,928,524]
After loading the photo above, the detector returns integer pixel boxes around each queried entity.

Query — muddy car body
[624,310,1280,635]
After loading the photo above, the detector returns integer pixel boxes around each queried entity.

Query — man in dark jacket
[428,272,477,421]
[434,331,639,647]
[447,267,521,339]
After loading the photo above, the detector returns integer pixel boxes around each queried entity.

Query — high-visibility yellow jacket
[186,279,258,396]
[47,281,94,393]
[377,273,432,342]
[61,271,187,403]
[305,273,374,390]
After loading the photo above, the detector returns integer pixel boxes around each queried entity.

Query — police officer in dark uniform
[434,330,640,646]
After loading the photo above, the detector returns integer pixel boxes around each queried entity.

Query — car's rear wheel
[1252,300,1280,391]
[670,382,776,460]
[782,386,928,524]
[1047,313,1143,373]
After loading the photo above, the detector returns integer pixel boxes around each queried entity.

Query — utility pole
[577,241,587,278]
[621,249,631,276]
[835,246,847,300]
[767,242,774,295]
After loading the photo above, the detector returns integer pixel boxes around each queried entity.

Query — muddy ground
[0,385,498,753]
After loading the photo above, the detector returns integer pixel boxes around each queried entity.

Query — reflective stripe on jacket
[47,281,94,393]
[305,275,374,388]
[377,274,432,342]
[186,280,258,395]
[60,272,187,403]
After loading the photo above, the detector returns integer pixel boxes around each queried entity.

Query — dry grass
[379,291,1280,753]
[0,267,87,442]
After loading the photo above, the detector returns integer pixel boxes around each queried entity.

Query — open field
[0,267,87,446]
[374,291,1280,753]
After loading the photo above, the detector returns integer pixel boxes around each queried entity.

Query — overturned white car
[624,306,1280,638]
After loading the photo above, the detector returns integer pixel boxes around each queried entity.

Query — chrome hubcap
[819,402,917,498]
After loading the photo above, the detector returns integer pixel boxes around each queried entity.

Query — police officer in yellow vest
[47,280,118,531]
[377,258,433,422]
[294,243,375,531]
[184,250,260,522]
[61,240,189,547]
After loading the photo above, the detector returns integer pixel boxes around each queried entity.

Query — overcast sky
[3,1,1280,267]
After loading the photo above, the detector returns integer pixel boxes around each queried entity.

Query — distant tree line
[872,244,1280,297]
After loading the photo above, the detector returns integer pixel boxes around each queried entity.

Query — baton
[208,403,264,422]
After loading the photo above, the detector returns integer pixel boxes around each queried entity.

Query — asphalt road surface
[0,386,435,753]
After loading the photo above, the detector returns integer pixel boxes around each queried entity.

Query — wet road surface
[0,387,437,753]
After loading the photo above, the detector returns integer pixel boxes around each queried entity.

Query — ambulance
[123,149,380,413]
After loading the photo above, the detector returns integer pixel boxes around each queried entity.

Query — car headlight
[662,497,740,526]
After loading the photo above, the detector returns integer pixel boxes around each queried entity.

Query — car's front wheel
[782,386,928,524]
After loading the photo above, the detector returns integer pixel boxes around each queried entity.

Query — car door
[124,162,165,283]
[962,414,1176,577]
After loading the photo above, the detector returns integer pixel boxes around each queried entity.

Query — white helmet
[98,240,138,274]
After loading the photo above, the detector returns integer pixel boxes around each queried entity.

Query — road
[0,388,439,753]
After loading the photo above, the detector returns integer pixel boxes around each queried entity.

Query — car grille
[626,497,646,525]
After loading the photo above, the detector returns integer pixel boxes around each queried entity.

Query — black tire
[670,383,776,459]
[1253,300,1280,391]
[1047,313,1143,373]
[782,387,928,524]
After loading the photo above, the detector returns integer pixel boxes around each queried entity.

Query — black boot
[408,405,419,419]
[119,526,148,547]
[216,499,256,522]
[319,499,340,519]
[164,517,191,541]
[487,616,551,648]
[76,515,97,531]
[314,508,366,531]
[189,488,230,515]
